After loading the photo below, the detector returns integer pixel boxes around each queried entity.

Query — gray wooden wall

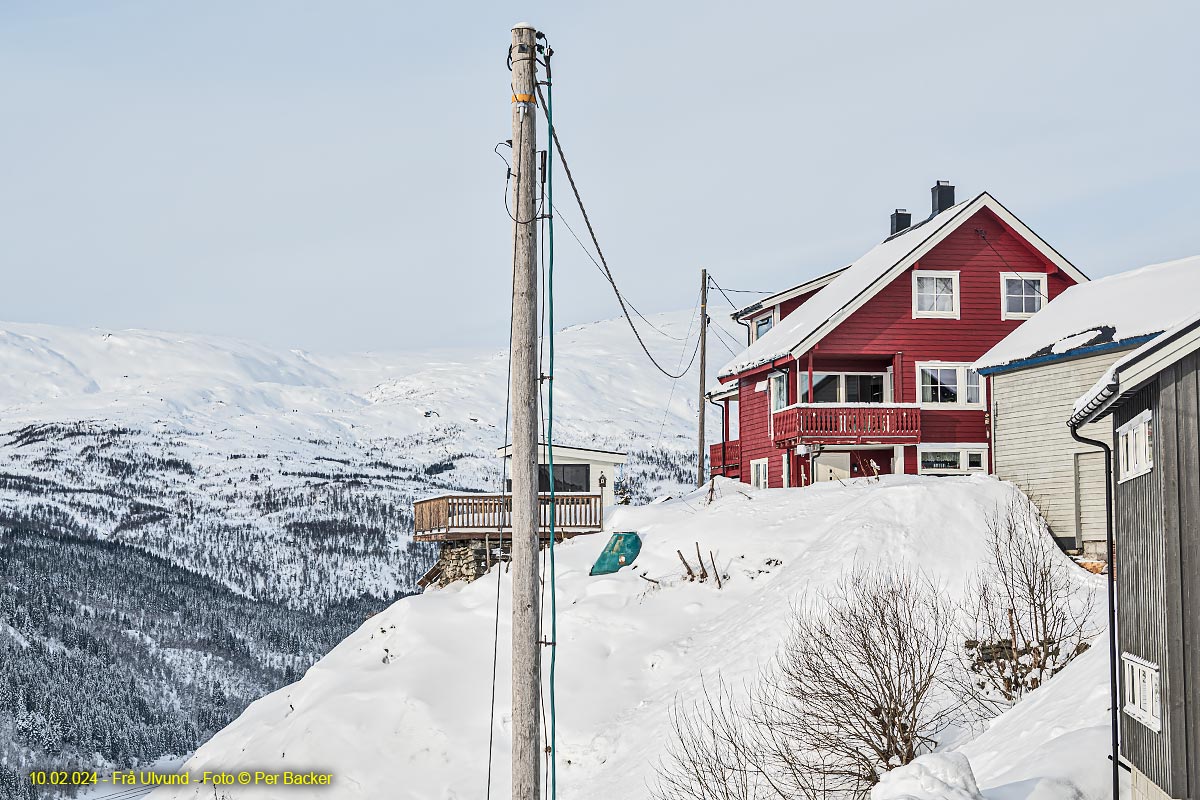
[1115,352,1200,799]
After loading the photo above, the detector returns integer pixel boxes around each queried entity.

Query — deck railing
[773,404,921,446]
[413,493,604,539]
[709,441,741,477]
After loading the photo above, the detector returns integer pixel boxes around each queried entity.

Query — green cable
[544,63,559,800]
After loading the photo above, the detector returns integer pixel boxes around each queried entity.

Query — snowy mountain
[147,476,1107,800]
[0,308,735,796]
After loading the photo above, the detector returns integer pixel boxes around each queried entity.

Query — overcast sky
[1,1,1197,353]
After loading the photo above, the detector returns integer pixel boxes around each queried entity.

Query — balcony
[413,493,604,542]
[772,404,921,447]
[709,440,741,478]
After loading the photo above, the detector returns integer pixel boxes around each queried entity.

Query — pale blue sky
[1,1,1197,351]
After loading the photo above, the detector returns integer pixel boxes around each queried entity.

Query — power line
[552,208,685,341]
[535,83,695,380]
[709,320,741,357]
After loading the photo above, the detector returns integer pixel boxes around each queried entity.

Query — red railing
[709,441,741,477]
[773,405,921,446]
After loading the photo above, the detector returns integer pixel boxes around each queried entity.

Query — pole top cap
[511,22,536,30]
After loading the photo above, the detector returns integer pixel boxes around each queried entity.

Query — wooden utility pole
[697,268,708,487]
[507,22,542,800]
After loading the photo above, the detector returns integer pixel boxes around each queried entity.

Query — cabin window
[507,464,591,493]
[750,458,770,489]
[912,270,960,319]
[918,447,988,475]
[769,372,789,413]
[917,364,984,408]
[1000,272,1048,320]
[1122,653,1162,732]
[754,314,774,341]
[1117,410,1154,482]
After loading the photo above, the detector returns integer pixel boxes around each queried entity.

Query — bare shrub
[654,569,956,800]
[653,680,774,800]
[956,493,1098,719]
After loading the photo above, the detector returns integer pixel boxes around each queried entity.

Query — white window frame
[751,308,778,342]
[915,362,985,408]
[1117,410,1154,483]
[912,270,961,320]
[769,371,789,414]
[1000,272,1048,320]
[750,458,770,489]
[917,444,989,475]
[1122,653,1162,733]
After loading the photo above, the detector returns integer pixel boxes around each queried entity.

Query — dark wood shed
[1070,312,1200,800]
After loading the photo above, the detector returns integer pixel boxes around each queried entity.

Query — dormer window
[754,313,774,340]
[1001,272,1048,320]
[912,270,960,319]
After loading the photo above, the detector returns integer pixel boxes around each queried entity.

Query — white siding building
[988,351,1119,555]
[977,254,1200,558]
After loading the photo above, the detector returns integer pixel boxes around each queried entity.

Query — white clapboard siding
[992,350,1122,553]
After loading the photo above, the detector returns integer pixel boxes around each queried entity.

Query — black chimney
[890,208,912,235]
[931,180,955,215]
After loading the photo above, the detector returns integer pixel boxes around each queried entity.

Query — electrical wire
[552,207,686,341]
[975,228,1052,303]
[655,289,704,448]
[484,124,521,800]
[708,320,741,357]
[542,44,560,800]
[535,83,696,379]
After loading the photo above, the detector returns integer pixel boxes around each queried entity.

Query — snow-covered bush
[955,494,1097,719]
[654,569,957,800]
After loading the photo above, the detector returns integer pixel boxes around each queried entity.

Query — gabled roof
[1070,310,1200,428]
[718,192,1087,379]
[731,267,848,321]
[976,254,1200,374]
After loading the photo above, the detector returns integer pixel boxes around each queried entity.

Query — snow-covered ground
[150,476,1107,800]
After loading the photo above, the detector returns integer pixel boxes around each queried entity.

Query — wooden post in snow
[508,22,542,800]
[697,268,708,487]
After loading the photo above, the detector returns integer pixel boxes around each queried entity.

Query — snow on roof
[976,254,1200,372]
[1070,308,1200,427]
[730,266,848,321]
[718,198,978,378]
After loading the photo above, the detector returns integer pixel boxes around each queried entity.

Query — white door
[813,452,852,482]
[750,458,770,489]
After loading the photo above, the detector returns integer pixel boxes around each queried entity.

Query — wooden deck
[413,493,604,541]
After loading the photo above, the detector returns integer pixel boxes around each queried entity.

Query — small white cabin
[498,443,627,508]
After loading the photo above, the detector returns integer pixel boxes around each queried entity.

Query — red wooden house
[709,181,1089,487]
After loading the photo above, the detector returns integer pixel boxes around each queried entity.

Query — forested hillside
[0,310,720,796]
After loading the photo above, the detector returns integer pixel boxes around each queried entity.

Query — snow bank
[959,642,1113,800]
[872,753,983,800]
[149,475,1097,800]
[878,636,1112,800]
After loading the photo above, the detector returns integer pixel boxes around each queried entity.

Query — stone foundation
[422,540,508,587]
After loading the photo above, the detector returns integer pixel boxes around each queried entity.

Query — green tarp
[589,532,642,576]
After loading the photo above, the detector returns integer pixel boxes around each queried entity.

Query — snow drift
[150,475,1105,800]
